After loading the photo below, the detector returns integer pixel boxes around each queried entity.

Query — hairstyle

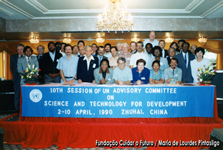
[122,42,129,49]
[73,45,78,49]
[64,44,72,51]
[23,46,33,53]
[159,40,165,44]
[178,39,185,44]
[61,43,66,45]
[145,43,153,49]
[116,42,122,46]
[195,47,205,56]
[130,41,136,46]
[100,58,110,68]
[117,57,126,63]
[78,40,85,46]
[137,41,144,47]
[91,43,97,47]
[37,45,45,51]
[111,46,118,51]
[171,58,178,64]
[48,42,55,48]
[170,42,179,51]
[98,46,104,50]
[182,42,190,49]
[16,44,24,49]
[169,47,176,52]
[85,45,91,50]
[152,60,160,67]
[104,43,111,48]
[152,46,162,56]
[136,59,146,66]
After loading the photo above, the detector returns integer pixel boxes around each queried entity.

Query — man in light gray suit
[17,46,39,85]
[164,58,182,84]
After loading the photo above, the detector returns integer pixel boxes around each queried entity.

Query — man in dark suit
[159,40,169,58]
[10,44,24,110]
[96,46,107,66]
[77,46,99,83]
[175,42,195,83]
[42,42,62,83]
[37,45,45,83]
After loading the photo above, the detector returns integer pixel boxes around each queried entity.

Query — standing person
[118,43,132,68]
[94,59,114,84]
[78,40,85,47]
[116,42,123,54]
[91,43,98,56]
[37,45,45,83]
[77,46,99,83]
[175,42,195,83]
[113,57,132,85]
[108,46,119,69]
[79,46,85,57]
[145,43,154,59]
[164,58,182,84]
[60,43,66,56]
[158,40,169,58]
[143,31,159,48]
[167,47,176,64]
[57,44,79,84]
[170,42,179,54]
[191,47,210,83]
[104,43,112,58]
[10,44,24,111]
[42,42,62,83]
[96,46,107,66]
[178,39,185,54]
[190,45,197,55]
[72,45,79,56]
[130,41,137,54]
[131,59,150,85]
[17,46,39,85]
[130,41,149,69]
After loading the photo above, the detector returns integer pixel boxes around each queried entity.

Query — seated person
[131,59,150,85]
[164,58,182,84]
[77,46,99,83]
[113,57,133,85]
[94,59,114,84]
[149,60,165,84]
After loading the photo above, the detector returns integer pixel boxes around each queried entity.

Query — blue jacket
[131,67,150,84]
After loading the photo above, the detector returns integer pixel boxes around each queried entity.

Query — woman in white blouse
[190,47,210,83]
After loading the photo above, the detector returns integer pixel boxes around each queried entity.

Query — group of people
[10,31,210,110]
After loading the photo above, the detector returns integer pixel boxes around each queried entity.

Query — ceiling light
[63,37,72,43]
[165,37,174,43]
[96,0,134,33]
[131,35,140,42]
[96,37,105,43]
[198,36,207,43]
[30,35,39,44]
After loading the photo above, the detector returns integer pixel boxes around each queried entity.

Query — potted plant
[19,64,40,85]
[197,63,216,85]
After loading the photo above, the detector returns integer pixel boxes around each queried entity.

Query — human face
[48,43,56,52]
[154,49,161,57]
[190,45,197,55]
[78,42,84,47]
[37,46,44,55]
[136,43,143,52]
[85,47,92,57]
[169,48,176,58]
[101,61,108,71]
[92,45,97,53]
[118,60,125,70]
[65,46,72,56]
[25,48,32,57]
[73,46,79,55]
[149,31,156,40]
[159,41,165,49]
[111,48,118,57]
[130,42,136,51]
[152,63,160,72]
[171,43,177,49]
[182,43,189,53]
[170,59,178,69]
[196,51,204,59]
[17,46,24,55]
[105,45,111,52]
[98,47,105,56]
[146,44,152,54]
[79,46,85,56]
[123,44,129,53]
[116,43,122,52]
[179,41,184,48]
[137,62,144,72]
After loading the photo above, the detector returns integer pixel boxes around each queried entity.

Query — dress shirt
[147,57,169,71]
[164,67,182,84]
[57,55,79,83]
[83,55,95,71]
[108,56,119,68]
[113,66,133,82]
[182,52,189,68]
[59,50,66,56]
[143,39,159,48]
[118,52,132,67]
[104,52,112,58]
[97,55,104,66]
[49,51,55,62]
[150,69,165,80]
[130,52,149,68]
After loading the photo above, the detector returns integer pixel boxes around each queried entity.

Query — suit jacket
[96,55,108,66]
[77,56,99,82]
[94,68,114,84]
[17,56,39,85]
[10,54,21,83]
[42,51,62,75]
[37,55,44,83]
[175,52,195,83]
[163,49,169,58]
[164,67,182,84]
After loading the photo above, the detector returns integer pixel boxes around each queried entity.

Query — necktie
[99,57,102,66]
[28,57,31,65]
[184,54,187,66]
[173,70,174,76]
